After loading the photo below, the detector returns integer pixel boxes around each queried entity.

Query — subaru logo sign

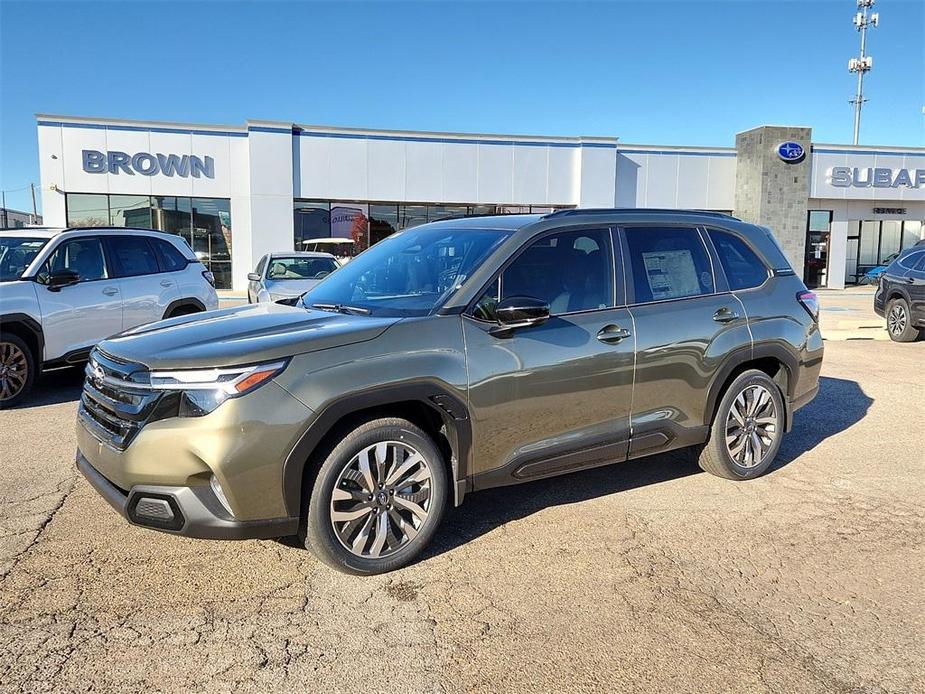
[777,142,805,163]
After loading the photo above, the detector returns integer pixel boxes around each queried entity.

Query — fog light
[135,497,175,522]
[127,492,184,531]
[210,474,234,517]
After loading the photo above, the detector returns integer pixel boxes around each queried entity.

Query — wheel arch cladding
[705,345,796,431]
[0,314,43,364]
[163,298,206,319]
[281,384,472,518]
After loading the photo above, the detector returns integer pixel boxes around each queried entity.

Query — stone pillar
[734,126,812,271]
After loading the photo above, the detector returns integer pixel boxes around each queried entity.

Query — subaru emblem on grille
[92,363,105,383]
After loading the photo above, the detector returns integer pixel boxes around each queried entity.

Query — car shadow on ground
[425,375,872,560]
[13,366,86,408]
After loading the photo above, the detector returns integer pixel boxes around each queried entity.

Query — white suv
[0,227,219,406]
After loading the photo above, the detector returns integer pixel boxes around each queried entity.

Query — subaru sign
[829,167,925,189]
[82,149,215,178]
[777,142,806,163]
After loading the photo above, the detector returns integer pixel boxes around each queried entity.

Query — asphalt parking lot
[1,338,923,693]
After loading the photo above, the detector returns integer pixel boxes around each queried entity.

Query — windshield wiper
[310,303,371,316]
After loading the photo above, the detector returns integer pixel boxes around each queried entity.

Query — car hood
[96,302,400,370]
[264,279,321,298]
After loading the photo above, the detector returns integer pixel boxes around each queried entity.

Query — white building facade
[36,115,924,291]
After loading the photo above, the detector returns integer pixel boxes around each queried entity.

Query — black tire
[697,369,785,480]
[302,417,447,575]
[886,297,920,342]
[0,332,36,409]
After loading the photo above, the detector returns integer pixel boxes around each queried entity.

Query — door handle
[712,308,740,323]
[597,324,632,343]
[160,279,173,287]
[102,287,119,296]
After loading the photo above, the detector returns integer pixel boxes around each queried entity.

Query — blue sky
[2,0,923,214]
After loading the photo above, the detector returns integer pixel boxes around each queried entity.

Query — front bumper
[77,450,298,540]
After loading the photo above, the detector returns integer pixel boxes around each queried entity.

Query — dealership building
[36,114,925,291]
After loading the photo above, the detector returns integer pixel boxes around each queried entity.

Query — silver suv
[0,227,218,406]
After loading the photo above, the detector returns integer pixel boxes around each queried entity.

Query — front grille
[78,349,169,450]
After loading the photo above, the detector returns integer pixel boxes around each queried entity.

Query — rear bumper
[76,450,298,540]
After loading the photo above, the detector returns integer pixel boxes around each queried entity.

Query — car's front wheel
[886,297,920,342]
[697,369,784,480]
[0,333,35,409]
[303,417,447,575]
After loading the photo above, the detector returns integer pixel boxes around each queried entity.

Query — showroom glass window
[293,201,330,250]
[109,195,151,228]
[624,226,714,303]
[369,204,399,245]
[65,194,109,227]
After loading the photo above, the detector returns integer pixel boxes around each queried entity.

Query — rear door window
[107,236,160,277]
[708,229,769,290]
[624,226,714,303]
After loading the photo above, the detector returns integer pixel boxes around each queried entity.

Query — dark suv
[874,246,925,342]
[76,210,823,574]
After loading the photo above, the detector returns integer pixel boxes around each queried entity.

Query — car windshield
[302,226,511,317]
[0,236,48,281]
[267,257,339,281]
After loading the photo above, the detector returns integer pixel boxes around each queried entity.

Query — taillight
[202,270,215,287]
[797,290,819,322]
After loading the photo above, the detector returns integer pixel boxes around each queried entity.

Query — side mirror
[47,269,80,291]
[490,296,550,336]
[247,272,261,282]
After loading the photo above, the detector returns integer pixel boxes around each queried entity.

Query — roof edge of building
[35,113,247,134]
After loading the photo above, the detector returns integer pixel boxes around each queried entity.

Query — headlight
[148,359,288,416]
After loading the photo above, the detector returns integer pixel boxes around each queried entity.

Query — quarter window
[709,230,769,290]
[152,239,188,272]
[43,237,108,282]
[107,236,159,277]
[624,226,714,303]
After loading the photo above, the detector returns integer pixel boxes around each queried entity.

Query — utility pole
[31,183,38,223]
[1,190,7,229]
[848,0,878,145]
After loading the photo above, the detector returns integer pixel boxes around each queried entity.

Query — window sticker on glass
[642,250,700,300]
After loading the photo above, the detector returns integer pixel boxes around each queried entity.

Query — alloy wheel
[0,341,29,402]
[724,384,778,468]
[330,441,433,558]
[888,303,907,335]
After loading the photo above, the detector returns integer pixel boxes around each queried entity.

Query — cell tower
[848,0,879,145]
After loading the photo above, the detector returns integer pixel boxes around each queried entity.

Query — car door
[104,235,179,330]
[908,252,925,322]
[463,226,636,485]
[33,235,123,361]
[620,224,752,456]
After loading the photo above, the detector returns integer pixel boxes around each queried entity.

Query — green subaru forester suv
[76,210,823,574]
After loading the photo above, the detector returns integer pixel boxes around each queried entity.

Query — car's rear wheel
[302,417,447,575]
[886,297,920,342]
[697,369,784,480]
[0,333,35,409]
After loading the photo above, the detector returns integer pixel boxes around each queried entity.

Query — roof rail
[63,226,165,234]
[542,208,739,221]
